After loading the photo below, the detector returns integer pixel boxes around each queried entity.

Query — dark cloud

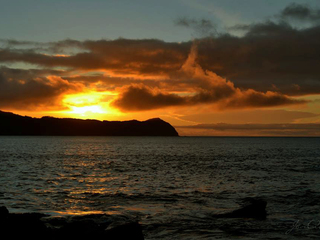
[223,89,304,109]
[0,39,189,75]
[0,39,83,53]
[0,67,80,110]
[1,18,320,96]
[0,66,66,79]
[111,53,306,112]
[111,85,185,111]
[112,84,304,112]
[196,23,320,96]
[0,39,39,46]
[175,17,218,37]
[280,3,320,21]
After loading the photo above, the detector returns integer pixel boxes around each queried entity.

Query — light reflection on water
[0,136,320,239]
[53,209,112,216]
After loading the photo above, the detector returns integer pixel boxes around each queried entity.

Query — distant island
[0,110,179,136]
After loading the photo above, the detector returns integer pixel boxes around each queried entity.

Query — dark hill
[0,110,179,136]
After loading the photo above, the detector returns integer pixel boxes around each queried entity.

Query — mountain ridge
[0,110,179,136]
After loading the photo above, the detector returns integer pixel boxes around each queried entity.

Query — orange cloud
[0,68,82,111]
[0,41,307,115]
[112,43,306,112]
[2,3,320,116]
[2,19,320,97]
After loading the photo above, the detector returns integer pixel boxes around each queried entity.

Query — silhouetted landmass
[0,110,179,136]
[0,206,144,240]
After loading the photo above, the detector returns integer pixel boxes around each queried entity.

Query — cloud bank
[0,3,318,113]
[112,43,304,111]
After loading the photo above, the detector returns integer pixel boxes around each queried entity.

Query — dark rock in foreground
[105,222,144,240]
[0,206,144,240]
[0,110,178,136]
[212,198,267,219]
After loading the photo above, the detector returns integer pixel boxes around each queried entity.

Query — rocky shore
[0,206,144,240]
[0,199,268,239]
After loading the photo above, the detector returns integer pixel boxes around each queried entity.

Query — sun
[61,91,121,120]
[70,105,104,114]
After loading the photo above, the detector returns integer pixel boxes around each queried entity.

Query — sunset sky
[1,0,320,136]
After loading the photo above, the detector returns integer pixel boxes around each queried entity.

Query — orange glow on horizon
[61,91,122,120]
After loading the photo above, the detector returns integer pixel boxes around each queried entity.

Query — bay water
[0,136,319,239]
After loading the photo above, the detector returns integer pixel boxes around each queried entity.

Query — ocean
[0,136,319,239]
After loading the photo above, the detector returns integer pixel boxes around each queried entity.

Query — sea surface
[0,136,319,239]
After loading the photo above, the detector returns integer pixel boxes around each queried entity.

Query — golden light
[61,91,122,120]
[70,105,104,114]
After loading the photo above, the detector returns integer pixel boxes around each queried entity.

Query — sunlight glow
[61,91,121,119]
[70,105,104,114]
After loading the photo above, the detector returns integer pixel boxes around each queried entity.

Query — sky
[1,0,320,136]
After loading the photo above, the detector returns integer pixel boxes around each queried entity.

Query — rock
[58,219,105,240]
[0,206,9,228]
[4,212,49,240]
[105,222,144,240]
[0,206,9,218]
[213,198,267,219]
[0,208,145,240]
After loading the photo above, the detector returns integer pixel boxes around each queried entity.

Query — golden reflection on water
[76,176,119,183]
[53,209,122,216]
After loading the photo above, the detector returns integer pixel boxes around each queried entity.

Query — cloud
[112,84,185,111]
[0,3,319,113]
[198,23,320,96]
[279,3,320,22]
[1,37,305,112]
[223,89,303,109]
[0,39,189,76]
[0,67,81,110]
[1,9,320,97]
[112,43,305,111]
[175,17,218,37]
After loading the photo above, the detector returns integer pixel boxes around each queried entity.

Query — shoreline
[0,206,145,240]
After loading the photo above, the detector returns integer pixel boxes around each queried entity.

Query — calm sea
[0,136,319,239]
